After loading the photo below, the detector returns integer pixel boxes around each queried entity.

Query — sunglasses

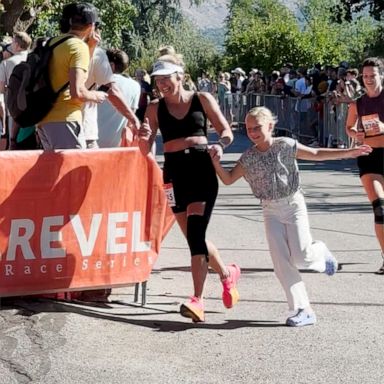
[95,21,102,30]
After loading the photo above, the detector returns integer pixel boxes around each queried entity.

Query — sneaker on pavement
[180,296,205,323]
[286,309,316,327]
[374,260,384,275]
[325,251,338,276]
[222,264,241,309]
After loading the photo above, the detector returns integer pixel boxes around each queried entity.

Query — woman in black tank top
[138,56,241,323]
[345,57,384,274]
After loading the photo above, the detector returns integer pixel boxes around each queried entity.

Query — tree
[225,0,303,71]
[331,0,384,22]
[297,0,378,66]
[0,0,50,36]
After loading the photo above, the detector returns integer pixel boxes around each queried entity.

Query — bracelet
[218,137,230,150]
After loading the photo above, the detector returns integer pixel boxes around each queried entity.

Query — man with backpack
[36,2,108,150]
[0,32,32,148]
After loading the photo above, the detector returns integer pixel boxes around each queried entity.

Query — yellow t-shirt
[41,34,90,124]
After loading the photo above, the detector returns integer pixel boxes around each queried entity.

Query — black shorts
[163,145,218,214]
[357,147,384,177]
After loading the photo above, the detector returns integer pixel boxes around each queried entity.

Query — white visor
[151,61,184,76]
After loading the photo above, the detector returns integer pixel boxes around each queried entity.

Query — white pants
[262,190,330,311]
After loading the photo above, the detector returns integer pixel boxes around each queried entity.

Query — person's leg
[360,173,384,273]
[263,200,311,313]
[285,191,336,274]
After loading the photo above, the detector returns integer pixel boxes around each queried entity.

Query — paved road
[0,132,383,384]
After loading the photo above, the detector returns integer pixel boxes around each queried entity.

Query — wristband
[218,137,230,150]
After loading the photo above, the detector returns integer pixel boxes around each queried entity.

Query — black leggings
[163,146,218,256]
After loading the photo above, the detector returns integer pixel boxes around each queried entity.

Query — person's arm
[296,142,372,161]
[138,102,158,156]
[198,92,233,146]
[69,67,108,103]
[345,102,363,142]
[210,156,245,185]
[107,82,140,134]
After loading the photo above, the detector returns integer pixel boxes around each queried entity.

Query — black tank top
[356,90,384,137]
[157,93,207,143]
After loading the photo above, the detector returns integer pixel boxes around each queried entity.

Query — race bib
[163,183,176,207]
[361,114,383,136]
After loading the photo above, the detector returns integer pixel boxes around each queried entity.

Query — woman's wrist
[218,137,231,150]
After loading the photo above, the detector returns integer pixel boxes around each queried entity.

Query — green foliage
[297,0,378,66]
[225,0,380,72]
[29,0,135,48]
[225,0,302,71]
[127,18,219,79]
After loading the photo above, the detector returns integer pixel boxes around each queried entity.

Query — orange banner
[0,148,174,297]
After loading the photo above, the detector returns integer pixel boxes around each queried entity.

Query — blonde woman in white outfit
[210,106,372,327]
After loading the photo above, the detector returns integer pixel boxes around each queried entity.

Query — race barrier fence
[0,148,175,298]
[223,93,350,148]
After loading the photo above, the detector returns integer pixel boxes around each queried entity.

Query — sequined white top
[239,137,300,200]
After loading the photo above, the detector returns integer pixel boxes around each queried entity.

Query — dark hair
[362,57,384,75]
[106,48,129,74]
[60,2,99,32]
[346,68,359,77]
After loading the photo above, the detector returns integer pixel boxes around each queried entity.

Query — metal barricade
[323,102,350,148]
[224,92,351,147]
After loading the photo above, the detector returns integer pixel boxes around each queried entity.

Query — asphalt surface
[0,131,383,384]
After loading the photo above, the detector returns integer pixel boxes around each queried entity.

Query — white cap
[151,61,184,76]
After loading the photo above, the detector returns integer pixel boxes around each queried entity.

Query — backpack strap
[47,35,77,95]
[47,35,75,51]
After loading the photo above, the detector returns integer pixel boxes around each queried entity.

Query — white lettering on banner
[2,212,152,261]
[132,212,151,252]
[6,219,35,261]
[70,214,102,257]
[82,259,88,270]
[41,216,65,259]
[106,212,128,254]
[1,256,153,277]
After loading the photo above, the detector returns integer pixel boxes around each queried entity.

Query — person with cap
[59,8,140,150]
[37,2,108,150]
[138,52,241,323]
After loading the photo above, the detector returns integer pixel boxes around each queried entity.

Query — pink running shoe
[180,296,205,323]
[222,264,241,309]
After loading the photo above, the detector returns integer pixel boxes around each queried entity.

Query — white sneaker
[286,309,316,327]
[325,252,338,276]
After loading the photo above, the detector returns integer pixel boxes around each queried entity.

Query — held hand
[350,144,372,158]
[208,144,223,162]
[138,118,152,141]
